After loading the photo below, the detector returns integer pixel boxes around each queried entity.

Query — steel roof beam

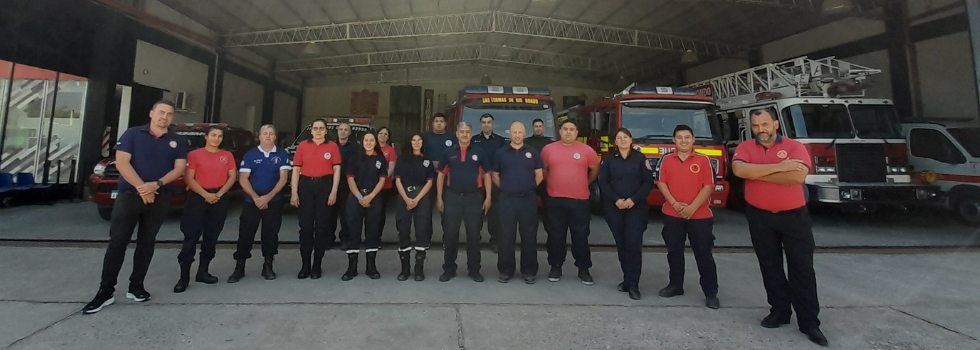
[223,11,746,57]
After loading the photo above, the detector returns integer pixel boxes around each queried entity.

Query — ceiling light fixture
[303,42,320,55]
[821,0,854,14]
[497,45,513,59]
[681,50,699,64]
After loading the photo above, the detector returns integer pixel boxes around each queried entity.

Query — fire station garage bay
[1,0,980,349]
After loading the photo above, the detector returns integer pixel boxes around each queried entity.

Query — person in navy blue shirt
[472,113,507,253]
[491,122,544,283]
[422,113,457,170]
[228,125,291,283]
[333,122,359,248]
[83,100,188,315]
[342,131,389,281]
[393,133,437,281]
[436,121,492,282]
[599,128,654,300]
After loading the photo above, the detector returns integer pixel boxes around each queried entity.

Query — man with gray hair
[228,124,291,282]
[436,121,491,282]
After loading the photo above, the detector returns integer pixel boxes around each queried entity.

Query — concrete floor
[0,245,978,349]
[1,193,978,248]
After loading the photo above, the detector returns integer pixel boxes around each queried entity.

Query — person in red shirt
[541,120,600,285]
[174,126,237,293]
[731,108,827,347]
[655,125,719,308]
[290,119,343,279]
[377,127,397,235]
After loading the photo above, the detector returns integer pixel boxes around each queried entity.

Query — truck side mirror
[591,112,601,131]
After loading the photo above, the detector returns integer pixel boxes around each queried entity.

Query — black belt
[405,185,420,192]
[204,188,221,194]
[359,188,372,195]
[301,174,333,182]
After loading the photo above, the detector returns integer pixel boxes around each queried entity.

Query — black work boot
[366,251,381,279]
[261,256,276,280]
[173,262,191,293]
[397,251,411,281]
[414,250,426,281]
[342,253,359,281]
[297,252,312,279]
[311,250,325,279]
[195,260,219,284]
[227,260,246,283]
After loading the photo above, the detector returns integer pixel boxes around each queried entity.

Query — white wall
[915,31,979,123]
[220,73,264,131]
[133,40,209,124]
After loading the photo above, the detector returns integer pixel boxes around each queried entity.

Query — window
[848,105,903,139]
[606,111,617,138]
[781,104,852,139]
[947,128,980,158]
[910,129,966,164]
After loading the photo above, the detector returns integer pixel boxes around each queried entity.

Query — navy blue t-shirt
[113,125,188,194]
[423,132,457,165]
[240,145,291,202]
[492,145,543,194]
[473,132,507,169]
[337,140,359,177]
[394,154,436,187]
[347,152,389,191]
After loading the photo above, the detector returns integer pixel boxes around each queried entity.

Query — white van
[902,123,980,225]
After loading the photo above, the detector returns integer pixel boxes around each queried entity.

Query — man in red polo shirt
[655,125,719,309]
[731,108,827,347]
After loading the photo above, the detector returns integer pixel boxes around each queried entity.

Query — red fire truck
[686,56,939,212]
[567,85,730,210]
[444,86,557,139]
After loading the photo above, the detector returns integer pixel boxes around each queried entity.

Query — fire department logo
[169,141,177,148]
[376,160,382,169]
[690,164,701,173]
[272,157,281,164]
[777,150,788,159]
[219,156,228,163]
[324,153,332,160]
[423,160,431,168]
[445,140,453,147]
[646,160,654,171]
[471,154,479,161]
[525,152,532,159]
[573,153,581,160]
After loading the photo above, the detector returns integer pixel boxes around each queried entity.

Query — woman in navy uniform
[599,128,654,300]
[343,131,389,280]
[394,133,436,281]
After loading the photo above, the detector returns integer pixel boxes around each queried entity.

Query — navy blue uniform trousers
[234,199,283,260]
[497,191,539,277]
[661,214,718,296]
[178,191,229,264]
[345,190,383,252]
[604,202,648,288]
[545,197,592,268]
[441,190,483,274]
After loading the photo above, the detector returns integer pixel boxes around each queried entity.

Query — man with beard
[731,108,827,347]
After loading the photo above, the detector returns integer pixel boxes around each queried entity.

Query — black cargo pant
[297,175,337,259]
[233,199,283,260]
[99,191,171,293]
[441,190,483,275]
[661,215,717,296]
[396,187,433,251]
[178,190,230,264]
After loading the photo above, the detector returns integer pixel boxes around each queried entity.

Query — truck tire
[952,193,980,226]
[589,183,605,216]
[98,207,113,221]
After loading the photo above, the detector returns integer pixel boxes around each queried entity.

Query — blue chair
[13,172,53,205]
[0,173,20,207]
[0,173,13,188]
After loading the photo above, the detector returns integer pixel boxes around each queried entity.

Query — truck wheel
[589,183,605,216]
[953,194,980,226]
[98,207,113,221]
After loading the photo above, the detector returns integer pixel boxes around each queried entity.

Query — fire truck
[686,56,939,212]
[444,86,557,139]
[567,85,730,210]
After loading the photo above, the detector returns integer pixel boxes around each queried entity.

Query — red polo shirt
[381,144,397,189]
[732,136,811,212]
[656,152,715,219]
[293,140,342,177]
[187,148,236,189]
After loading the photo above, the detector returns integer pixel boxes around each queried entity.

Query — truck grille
[104,164,120,178]
[836,144,886,183]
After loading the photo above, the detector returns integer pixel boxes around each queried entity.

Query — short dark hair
[616,128,633,138]
[532,118,544,125]
[750,108,777,120]
[206,125,224,135]
[559,120,577,129]
[480,113,494,121]
[152,100,175,110]
[432,113,446,121]
[673,124,694,137]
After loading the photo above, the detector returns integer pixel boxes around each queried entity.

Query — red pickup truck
[89,123,255,220]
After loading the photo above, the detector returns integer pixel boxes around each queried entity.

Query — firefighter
[423,113,457,170]
[436,122,491,282]
[228,124,291,283]
[342,131,388,281]
[290,119,343,280]
[525,118,553,152]
[472,113,506,253]
[491,122,544,283]
[541,120,600,285]
[333,122,358,248]
[655,125,719,308]
[83,100,187,314]
[731,108,827,347]
[377,126,397,237]
[598,128,654,300]
[394,133,436,281]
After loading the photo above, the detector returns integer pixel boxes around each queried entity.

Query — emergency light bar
[463,86,551,96]
[628,86,697,95]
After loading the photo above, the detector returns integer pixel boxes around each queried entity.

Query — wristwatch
[156,180,164,187]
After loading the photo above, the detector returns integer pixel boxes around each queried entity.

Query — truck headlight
[93,163,107,177]
[816,166,835,174]
[887,166,908,174]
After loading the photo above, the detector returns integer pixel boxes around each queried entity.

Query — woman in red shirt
[290,119,342,279]
[377,127,397,234]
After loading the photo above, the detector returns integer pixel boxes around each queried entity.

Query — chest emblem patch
[219,156,228,163]
[573,153,581,160]
[376,160,382,169]
[690,163,701,174]
[324,153,332,160]
[472,154,479,161]
[777,150,788,159]
[423,160,431,167]
[525,152,532,159]
[272,157,281,164]
[445,140,453,147]
[169,141,177,148]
